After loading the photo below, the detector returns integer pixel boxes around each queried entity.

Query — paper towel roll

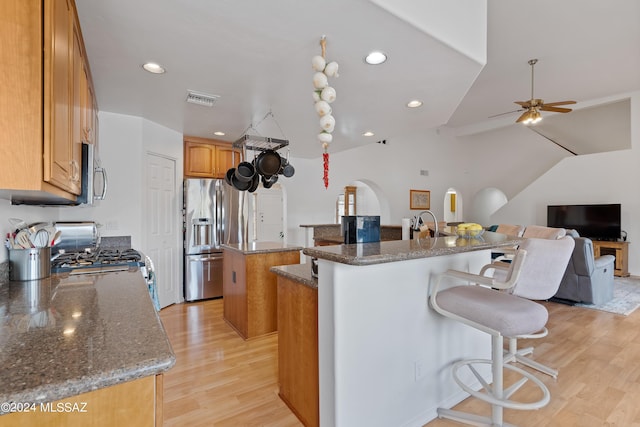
[401,218,410,240]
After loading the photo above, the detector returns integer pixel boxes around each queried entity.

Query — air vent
[186,90,219,107]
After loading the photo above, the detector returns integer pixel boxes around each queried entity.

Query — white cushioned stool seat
[436,285,548,337]
[430,249,553,426]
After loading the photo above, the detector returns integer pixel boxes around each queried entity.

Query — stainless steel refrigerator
[183,178,248,301]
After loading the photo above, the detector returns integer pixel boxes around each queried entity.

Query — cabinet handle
[70,160,80,182]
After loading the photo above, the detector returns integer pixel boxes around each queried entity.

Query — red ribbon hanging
[323,152,329,189]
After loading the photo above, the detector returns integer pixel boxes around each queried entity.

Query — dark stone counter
[303,231,522,266]
[221,241,303,255]
[0,269,175,410]
[270,263,317,289]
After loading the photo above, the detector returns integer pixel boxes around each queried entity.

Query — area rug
[573,276,640,316]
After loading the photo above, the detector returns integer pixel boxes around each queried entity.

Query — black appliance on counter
[342,215,381,244]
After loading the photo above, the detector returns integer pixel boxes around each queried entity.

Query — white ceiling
[75,0,640,159]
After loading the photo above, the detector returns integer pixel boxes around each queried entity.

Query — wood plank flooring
[160,296,640,426]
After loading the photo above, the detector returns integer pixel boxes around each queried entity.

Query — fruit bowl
[455,227,485,238]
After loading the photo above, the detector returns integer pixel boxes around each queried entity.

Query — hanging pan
[255,150,282,178]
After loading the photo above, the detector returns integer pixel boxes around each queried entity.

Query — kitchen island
[222,242,302,339]
[271,263,319,427]
[303,232,522,427]
[0,269,174,426]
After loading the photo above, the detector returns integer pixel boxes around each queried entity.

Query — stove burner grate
[51,248,144,272]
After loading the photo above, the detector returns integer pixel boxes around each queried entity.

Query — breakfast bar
[303,232,522,427]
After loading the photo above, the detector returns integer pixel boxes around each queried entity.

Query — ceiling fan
[495,59,576,124]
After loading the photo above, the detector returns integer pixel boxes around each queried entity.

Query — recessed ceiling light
[364,51,387,65]
[214,131,225,136]
[407,100,423,108]
[142,62,166,74]
[363,131,375,137]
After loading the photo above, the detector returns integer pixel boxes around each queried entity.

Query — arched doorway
[443,188,462,223]
[335,179,390,224]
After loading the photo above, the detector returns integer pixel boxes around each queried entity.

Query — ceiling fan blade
[488,109,524,118]
[514,101,532,108]
[515,111,531,123]
[540,106,573,113]
[543,100,576,107]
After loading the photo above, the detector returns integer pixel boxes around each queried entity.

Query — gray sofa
[554,230,615,305]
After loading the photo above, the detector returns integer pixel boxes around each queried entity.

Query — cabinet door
[214,145,242,178]
[46,0,74,191]
[69,20,83,192]
[184,141,216,177]
[81,62,95,144]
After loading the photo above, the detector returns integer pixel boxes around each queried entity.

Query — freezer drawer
[184,253,223,301]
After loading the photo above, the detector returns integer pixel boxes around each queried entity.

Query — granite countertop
[0,269,175,410]
[270,263,317,289]
[303,231,523,266]
[222,241,303,255]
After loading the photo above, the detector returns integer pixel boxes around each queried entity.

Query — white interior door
[253,185,284,242]
[145,153,179,308]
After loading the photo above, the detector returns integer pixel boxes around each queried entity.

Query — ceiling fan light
[532,113,542,124]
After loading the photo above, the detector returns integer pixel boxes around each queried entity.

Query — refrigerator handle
[216,184,224,246]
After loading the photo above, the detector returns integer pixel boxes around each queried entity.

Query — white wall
[57,113,144,246]
[3,92,637,276]
[283,91,640,274]
[482,91,640,274]
[0,111,182,265]
[284,130,467,246]
[64,113,183,251]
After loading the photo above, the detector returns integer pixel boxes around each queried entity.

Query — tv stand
[591,240,630,277]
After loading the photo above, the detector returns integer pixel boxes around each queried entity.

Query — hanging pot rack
[233,111,289,153]
[233,134,289,152]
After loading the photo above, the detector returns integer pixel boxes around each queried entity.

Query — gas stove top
[51,248,144,274]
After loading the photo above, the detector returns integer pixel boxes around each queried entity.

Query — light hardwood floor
[160,296,640,426]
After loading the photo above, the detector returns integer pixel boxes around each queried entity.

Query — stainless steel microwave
[76,142,107,205]
[10,142,107,206]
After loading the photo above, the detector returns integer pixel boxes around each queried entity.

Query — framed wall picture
[410,189,430,210]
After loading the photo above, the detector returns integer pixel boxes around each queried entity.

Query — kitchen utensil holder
[9,247,51,281]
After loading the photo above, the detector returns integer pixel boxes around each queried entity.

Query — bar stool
[430,249,551,426]
[481,236,575,379]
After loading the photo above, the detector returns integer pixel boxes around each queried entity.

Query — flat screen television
[547,203,621,241]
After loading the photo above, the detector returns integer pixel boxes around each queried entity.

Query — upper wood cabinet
[184,136,242,178]
[0,0,97,203]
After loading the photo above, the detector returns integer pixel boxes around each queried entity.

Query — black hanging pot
[255,150,282,178]
[234,161,256,182]
[261,174,278,189]
[247,173,260,193]
[225,168,235,186]
[282,163,295,178]
[231,171,253,191]
[280,156,295,178]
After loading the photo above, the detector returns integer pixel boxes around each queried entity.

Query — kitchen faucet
[413,210,438,237]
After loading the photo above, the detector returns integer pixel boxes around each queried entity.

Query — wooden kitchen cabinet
[222,245,301,339]
[184,136,242,178]
[276,268,319,427]
[592,240,630,277]
[0,375,162,427]
[0,0,97,203]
